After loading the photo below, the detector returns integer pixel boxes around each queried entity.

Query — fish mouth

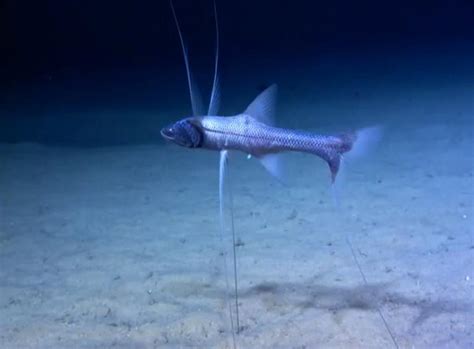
[160,127,174,141]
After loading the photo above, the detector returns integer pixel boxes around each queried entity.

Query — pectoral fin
[170,0,204,116]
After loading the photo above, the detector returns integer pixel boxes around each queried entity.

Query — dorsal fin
[243,84,277,125]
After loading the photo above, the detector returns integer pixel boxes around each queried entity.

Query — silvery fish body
[161,85,380,182]
[196,114,354,179]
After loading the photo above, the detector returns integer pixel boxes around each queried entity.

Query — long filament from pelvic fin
[219,150,238,348]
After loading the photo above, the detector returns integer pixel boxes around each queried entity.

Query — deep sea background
[1,1,473,348]
[1,0,473,144]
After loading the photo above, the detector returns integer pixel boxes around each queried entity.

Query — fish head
[160,118,202,148]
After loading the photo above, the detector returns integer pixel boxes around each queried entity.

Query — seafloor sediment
[0,113,472,348]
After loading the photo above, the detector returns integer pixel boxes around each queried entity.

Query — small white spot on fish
[247,154,252,159]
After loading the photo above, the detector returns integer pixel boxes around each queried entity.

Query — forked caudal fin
[328,126,383,183]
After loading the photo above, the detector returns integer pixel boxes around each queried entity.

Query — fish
[163,0,381,185]
[163,1,393,348]
[161,84,382,183]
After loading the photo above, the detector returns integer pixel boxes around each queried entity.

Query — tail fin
[329,126,383,182]
[345,126,384,161]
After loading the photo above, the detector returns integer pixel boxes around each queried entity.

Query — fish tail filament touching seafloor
[161,82,383,184]
[164,1,394,349]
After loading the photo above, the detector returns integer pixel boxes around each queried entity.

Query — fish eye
[160,125,175,139]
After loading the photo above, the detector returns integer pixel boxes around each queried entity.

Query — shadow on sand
[241,279,471,326]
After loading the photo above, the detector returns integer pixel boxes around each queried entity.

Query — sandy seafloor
[0,83,473,348]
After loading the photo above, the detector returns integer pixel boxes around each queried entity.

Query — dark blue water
[1,1,473,348]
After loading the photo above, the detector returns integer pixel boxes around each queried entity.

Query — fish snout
[160,126,175,141]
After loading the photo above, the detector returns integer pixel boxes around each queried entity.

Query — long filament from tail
[219,150,237,348]
[344,233,399,349]
[335,152,399,348]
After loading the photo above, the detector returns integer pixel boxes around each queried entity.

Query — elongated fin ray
[341,214,399,348]
[219,151,238,347]
[208,0,220,116]
[170,0,204,116]
[244,84,277,125]
[327,127,397,347]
